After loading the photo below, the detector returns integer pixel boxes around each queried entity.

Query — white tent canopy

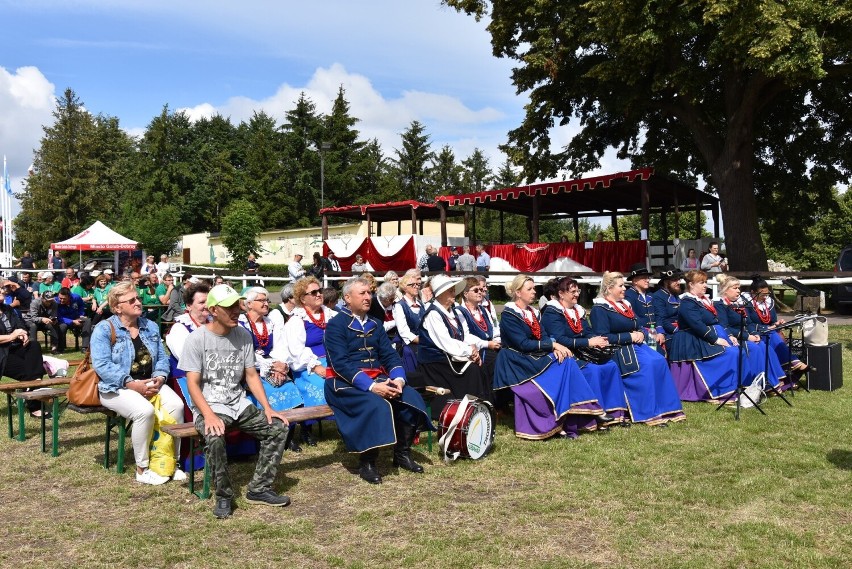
[51,221,137,251]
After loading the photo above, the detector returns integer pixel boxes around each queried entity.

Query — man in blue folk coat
[324,276,433,484]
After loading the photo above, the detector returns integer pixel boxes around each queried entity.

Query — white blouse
[279,306,337,372]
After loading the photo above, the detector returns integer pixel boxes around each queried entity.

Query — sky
[0,0,630,221]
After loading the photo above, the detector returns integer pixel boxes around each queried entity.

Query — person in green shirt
[39,272,62,296]
[92,273,112,325]
[71,274,95,317]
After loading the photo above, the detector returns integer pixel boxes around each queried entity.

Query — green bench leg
[426,401,432,452]
[102,415,127,473]
[51,398,61,457]
[16,397,26,442]
[188,435,210,500]
[39,401,47,452]
[115,416,127,474]
[103,416,112,469]
[7,393,13,439]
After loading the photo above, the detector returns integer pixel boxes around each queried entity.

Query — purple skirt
[510,358,604,440]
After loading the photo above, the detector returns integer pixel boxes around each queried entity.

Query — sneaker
[135,469,169,486]
[245,490,291,507]
[213,498,233,519]
[172,468,187,482]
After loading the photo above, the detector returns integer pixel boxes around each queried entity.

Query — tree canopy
[445,0,852,270]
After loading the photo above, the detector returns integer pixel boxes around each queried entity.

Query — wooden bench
[163,404,334,499]
[15,387,68,455]
[1,377,71,441]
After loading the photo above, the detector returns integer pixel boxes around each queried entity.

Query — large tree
[445,0,852,270]
[17,89,135,255]
[392,121,434,202]
[280,93,324,226]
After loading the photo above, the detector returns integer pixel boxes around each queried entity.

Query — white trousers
[99,385,184,469]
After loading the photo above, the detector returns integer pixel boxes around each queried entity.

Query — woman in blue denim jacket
[91,281,185,485]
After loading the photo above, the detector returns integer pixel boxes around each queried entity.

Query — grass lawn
[1,329,850,568]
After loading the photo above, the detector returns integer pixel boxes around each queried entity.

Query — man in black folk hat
[651,265,684,353]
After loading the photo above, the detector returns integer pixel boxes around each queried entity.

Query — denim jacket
[91,315,170,394]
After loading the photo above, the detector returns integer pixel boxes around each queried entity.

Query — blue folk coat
[323,307,431,452]
[624,287,655,330]
[667,296,725,362]
[492,305,554,390]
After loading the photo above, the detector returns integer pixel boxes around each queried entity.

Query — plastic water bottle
[645,327,657,350]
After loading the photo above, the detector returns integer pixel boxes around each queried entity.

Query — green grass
[2,330,851,568]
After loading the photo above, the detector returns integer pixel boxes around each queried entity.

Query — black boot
[300,422,317,446]
[286,424,303,452]
[359,449,381,484]
[392,423,424,474]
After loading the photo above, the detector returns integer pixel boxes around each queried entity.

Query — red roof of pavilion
[435,168,655,207]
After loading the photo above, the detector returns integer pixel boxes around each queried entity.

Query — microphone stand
[716,305,764,418]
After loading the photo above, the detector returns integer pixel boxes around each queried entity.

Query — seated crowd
[2,253,810,520]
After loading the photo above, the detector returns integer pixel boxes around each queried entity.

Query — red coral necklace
[248,317,269,348]
[563,306,584,334]
[305,309,327,330]
[606,299,635,319]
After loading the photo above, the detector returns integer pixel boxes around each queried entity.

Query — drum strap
[438,395,473,462]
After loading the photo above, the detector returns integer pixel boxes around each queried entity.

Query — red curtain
[325,239,645,274]
[479,241,646,273]
[323,237,417,273]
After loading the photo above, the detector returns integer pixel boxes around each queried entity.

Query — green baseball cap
[206,284,245,308]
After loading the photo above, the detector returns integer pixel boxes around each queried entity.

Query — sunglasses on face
[304,289,322,297]
[118,296,141,305]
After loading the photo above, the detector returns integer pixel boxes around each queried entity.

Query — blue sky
[1,0,629,218]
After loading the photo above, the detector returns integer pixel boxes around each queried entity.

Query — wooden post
[712,200,720,238]
[611,213,619,241]
[640,179,650,239]
[673,193,680,239]
[531,195,540,242]
[411,207,417,235]
[573,213,580,242]
[321,215,329,241]
[661,205,669,265]
[695,190,701,239]
[366,212,372,237]
[499,210,505,244]
[439,203,448,247]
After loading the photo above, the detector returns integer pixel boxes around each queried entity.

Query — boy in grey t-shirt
[178,284,291,519]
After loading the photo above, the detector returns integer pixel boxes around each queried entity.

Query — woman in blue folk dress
[590,272,685,426]
[667,270,747,402]
[454,276,501,384]
[494,275,610,440]
[540,277,627,426]
[280,277,336,446]
[238,287,304,447]
[391,269,424,374]
[651,265,683,355]
[714,275,788,391]
[743,276,809,376]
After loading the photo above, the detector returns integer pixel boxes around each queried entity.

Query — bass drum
[437,397,495,460]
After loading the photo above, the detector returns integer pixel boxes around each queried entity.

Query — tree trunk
[711,150,768,272]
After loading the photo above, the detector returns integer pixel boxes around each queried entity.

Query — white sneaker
[172,468,187,482]
[136,469,169,486]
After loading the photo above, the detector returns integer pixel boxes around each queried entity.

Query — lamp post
[319,141,331,210]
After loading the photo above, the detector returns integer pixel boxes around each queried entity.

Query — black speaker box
[805,343,843,391]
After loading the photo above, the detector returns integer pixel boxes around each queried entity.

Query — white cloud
[178,63,510,162]
[0,66,56,214]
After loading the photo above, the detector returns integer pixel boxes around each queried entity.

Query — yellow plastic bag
[148,394,177,477]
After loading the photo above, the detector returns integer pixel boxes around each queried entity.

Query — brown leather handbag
[68,321,115,406]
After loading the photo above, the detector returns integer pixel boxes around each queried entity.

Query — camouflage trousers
[195,405,289,499]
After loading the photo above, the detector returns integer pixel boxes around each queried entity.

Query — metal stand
[716,311,764,419]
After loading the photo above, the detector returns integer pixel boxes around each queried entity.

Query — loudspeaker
[805,343,843,391]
